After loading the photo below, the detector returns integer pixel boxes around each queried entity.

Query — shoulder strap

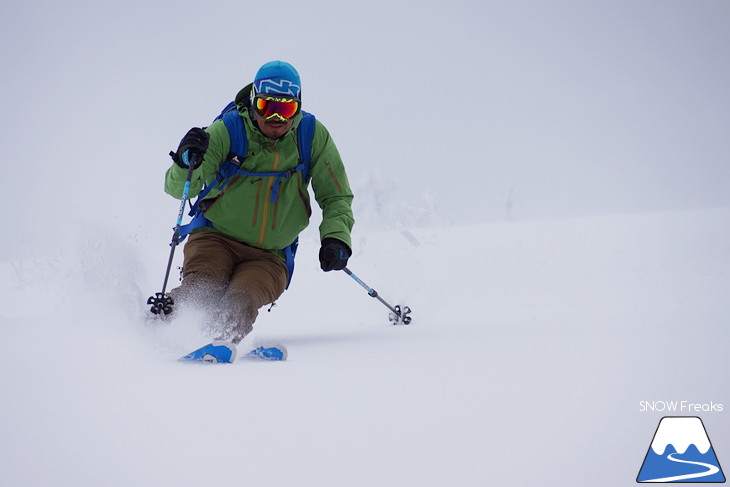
[181,108,246,221]
[222,110,248,158]
[297,111,316,181]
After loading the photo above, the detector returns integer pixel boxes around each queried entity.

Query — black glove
[319,238,351,272]
[170,127,210,169]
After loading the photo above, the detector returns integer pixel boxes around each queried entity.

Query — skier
[163,61,354,350]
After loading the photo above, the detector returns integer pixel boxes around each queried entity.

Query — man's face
[252,110,293,139]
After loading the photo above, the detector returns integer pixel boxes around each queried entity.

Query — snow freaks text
[639,401,724,413]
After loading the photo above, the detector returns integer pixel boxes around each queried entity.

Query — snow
[2,207,729,486]
[2,0,730,485]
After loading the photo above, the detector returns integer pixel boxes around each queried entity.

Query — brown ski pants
[169,232,288,343]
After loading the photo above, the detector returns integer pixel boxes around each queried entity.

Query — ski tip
[180,341,238,364]
[245,343,288,361]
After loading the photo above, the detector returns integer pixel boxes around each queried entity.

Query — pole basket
[147,293,174,315]
[389,305,412,325]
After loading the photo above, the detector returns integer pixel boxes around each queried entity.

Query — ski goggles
[252,94,301,121]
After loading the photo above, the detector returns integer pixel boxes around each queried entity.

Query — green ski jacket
[165,106,354,258]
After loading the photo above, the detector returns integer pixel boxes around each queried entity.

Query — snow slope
[2,1,729,484]
[2,207,728,486]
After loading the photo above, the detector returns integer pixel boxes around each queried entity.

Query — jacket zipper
[258,144,280,247]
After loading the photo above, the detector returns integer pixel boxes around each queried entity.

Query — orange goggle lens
[254,96,301,120]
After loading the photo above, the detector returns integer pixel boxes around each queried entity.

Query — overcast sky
[2,0,729,242]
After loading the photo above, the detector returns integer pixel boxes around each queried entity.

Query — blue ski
[180,341,288,363]
[245,344,288,361]
[180,341,237,363]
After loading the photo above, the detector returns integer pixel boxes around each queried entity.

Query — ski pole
[147,152,199,315]
[342,267,412,324]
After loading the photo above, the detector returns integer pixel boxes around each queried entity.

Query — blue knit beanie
[253,61,301,98]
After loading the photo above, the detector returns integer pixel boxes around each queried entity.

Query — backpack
[176,84,316,289]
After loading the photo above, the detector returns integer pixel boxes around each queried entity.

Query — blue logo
[637,416,725,483]
[256,79,301,97]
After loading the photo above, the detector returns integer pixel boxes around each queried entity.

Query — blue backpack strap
[216,101,237,120]
[297,111,316,181]
[175,213,212,245]
[222,110,248,158]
